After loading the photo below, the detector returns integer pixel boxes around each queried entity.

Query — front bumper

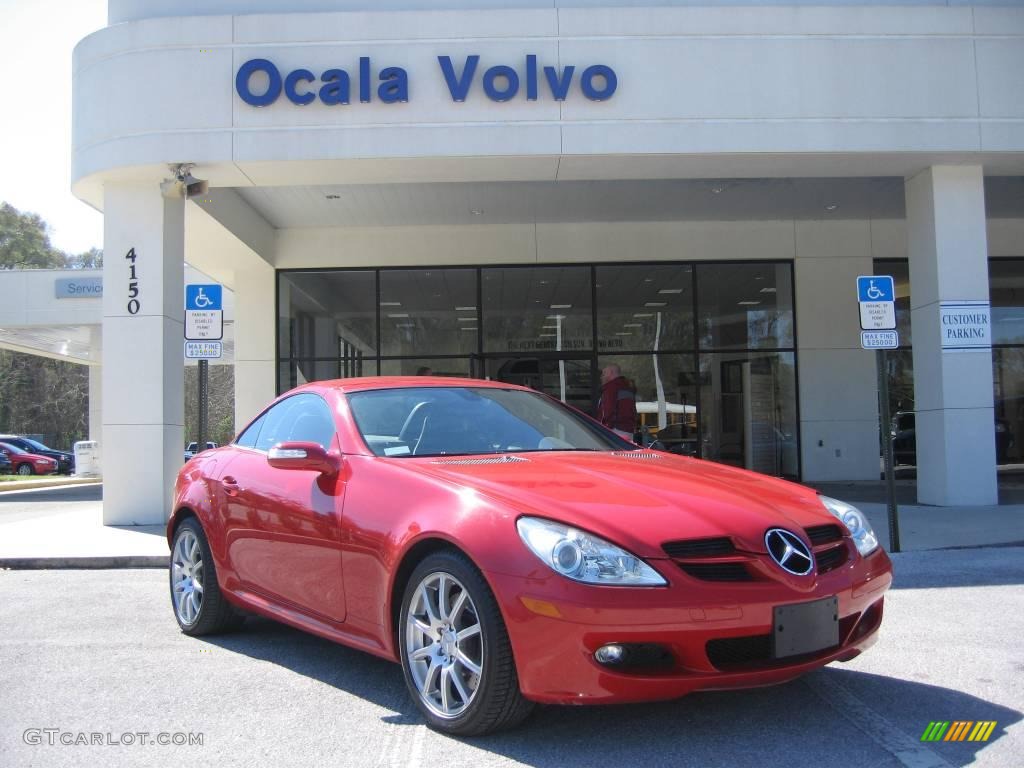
[486,546,892,704]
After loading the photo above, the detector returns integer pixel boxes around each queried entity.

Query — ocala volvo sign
[236,56,617,107]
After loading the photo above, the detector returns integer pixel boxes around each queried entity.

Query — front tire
[16,463,33,476]
[398,550,533,736]
[169,517,244,635]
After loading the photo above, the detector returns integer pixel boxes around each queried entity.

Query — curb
[0,479,102,494]
[0,556,168,570]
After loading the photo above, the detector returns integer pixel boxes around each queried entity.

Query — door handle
[222,476,240,496]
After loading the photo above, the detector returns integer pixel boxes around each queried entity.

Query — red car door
[220,394,347,623]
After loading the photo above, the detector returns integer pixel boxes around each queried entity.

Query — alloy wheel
[405,572,484,719]
[171,529,205,625]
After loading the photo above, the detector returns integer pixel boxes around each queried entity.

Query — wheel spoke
[411,618,433,637]
[419,584,439,626]
[449,590,468,624]
[189,591,201,617]
[454,649,481,677]
[438,575,450,621]
[439,666,453,713]
[189,538,199,564]
[450,665,472,704]
[420,658,440,697]
[192,578,203,593]
[411,645,435,662]
[456,623,480,642]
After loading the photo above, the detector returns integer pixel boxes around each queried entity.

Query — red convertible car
[168,377,892,735]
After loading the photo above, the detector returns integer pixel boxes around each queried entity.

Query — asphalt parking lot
[1,548,1021,768]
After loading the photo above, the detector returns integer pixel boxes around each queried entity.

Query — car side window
[254,394,337,452]
[234,414,267,449]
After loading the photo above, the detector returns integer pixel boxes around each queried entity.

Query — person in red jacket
[597,363,637,440]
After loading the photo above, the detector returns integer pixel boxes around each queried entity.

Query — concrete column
[795,221,880,482]
[88,327,102,442]
[906,166,997,505]
[102,183,185,525]
[233,261,277,430]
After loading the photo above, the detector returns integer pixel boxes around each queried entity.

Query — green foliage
[0,350,89,449]
[0,201,103,270]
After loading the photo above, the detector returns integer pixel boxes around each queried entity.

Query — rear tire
[170,517,245,635]
[16,463,33,476]
[398,550,533,736]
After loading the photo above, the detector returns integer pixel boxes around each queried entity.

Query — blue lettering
[236,59,282,107]
[525,54,538,101]
[438,55,478,102]
[581,64,617,101]
[284,69,316,105]
[483,65,519,102]
[319,69,351,105]
[378,67,409,103]
[359,57,371,103]
[543,65,575,101]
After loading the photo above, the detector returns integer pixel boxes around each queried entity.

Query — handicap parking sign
[186,284,222,311]
[857,276,894,303]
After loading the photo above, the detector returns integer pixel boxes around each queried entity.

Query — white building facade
[71,0,1024,523]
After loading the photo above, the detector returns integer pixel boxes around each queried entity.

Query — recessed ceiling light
[457,317,476,322]
[545,314,564,320]
[460,327,478,331]
[825,204,838,212]
[658,289,683,295]
[542,325,558,329]
[380,301,402,307]
[643,278,654,283]
[633,313,653,318]
[455,306,476,311]
[615,332,633,336]
[711,186,724,195]
[737,301,761,306]
[539,333,556,337]
[759,287,777,294]
[550,304,572,309]
[623,323,643,328]
[645,302,667,308]
[395,323,415,328]
[539,280,549,285]
[387,313,410,318]
[470,209,484,216]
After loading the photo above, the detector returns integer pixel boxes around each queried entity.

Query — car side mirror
[267,442,342,475]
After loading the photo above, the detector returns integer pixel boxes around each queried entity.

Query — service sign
[940,301,991,352]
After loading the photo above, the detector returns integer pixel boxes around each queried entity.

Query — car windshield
[23,438,49,452]
[346,386,630,458]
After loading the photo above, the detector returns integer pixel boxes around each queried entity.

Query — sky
[0,0,107,255]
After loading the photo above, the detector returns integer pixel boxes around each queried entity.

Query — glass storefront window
[697,263,794,350]
[279,272,377,359]
[486,356,594,415]
[595,265,693,353]
[379,269,478,356]
[279,358,377,393]
[482,267,593,354]
[990,259,1024,345]
[380,358,475,377]
[876,259,912,346]
[698,352,798,479]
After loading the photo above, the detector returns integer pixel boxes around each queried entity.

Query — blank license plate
[772,596,839,659]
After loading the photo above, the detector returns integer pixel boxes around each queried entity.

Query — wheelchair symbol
[193,287,213,308]
[865,280,884,300]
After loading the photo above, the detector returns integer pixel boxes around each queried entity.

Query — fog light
[594,644,625,665]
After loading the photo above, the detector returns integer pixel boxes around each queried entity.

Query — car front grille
[706,613,858,671]
[678,562,753,581]
[662,537,735,559]
[815,544,848,574]
[805,524,844,545]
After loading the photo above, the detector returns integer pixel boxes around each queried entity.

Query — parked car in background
[891,411,1013,465]
[0,442,59,476]
[0,435,74,474]
[0,451,11,474]
[184,441,218,462]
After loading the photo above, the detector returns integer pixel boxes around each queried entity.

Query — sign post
[185,285,224,456]
[857,276,901,553]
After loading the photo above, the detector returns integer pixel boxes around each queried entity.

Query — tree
[0,202,67,270]
[67,246,103,269]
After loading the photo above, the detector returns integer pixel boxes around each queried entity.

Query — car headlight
[819,495,879,557]
[516,516,666,586]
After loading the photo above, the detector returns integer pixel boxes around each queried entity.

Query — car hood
[397,451,834,558]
